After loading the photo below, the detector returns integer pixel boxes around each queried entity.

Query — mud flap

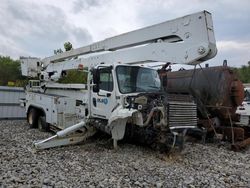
[111,119,127,140]
[110,118,127,149]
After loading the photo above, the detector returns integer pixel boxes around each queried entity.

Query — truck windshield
[116,66,161,94]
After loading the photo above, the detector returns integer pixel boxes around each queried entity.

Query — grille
[167,95,197,129]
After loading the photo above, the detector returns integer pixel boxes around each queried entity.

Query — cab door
[90,66,116,119]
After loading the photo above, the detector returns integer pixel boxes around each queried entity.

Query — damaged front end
[123,92,198,152]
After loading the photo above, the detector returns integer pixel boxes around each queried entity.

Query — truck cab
[90,64,161,119]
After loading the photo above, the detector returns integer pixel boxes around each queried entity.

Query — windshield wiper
[147,85,160,89]
[123,85,146,92]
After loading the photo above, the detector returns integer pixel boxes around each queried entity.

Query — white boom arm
[21,10,217,78]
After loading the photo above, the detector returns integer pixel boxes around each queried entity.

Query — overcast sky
[0,0,249,67]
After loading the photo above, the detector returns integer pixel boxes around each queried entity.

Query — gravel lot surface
[0,120,250,188]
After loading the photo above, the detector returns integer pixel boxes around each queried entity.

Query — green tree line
[0,42,87,87]
[233,61,250,83]
[0,55,87,86]
[0,56,27,87]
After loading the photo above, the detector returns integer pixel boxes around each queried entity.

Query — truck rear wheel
[38,116,50,132]
[27,108,38,128]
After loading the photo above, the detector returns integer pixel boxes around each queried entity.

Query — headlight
[138,105,143,110]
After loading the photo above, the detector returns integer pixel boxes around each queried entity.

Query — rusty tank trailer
[159,65,250,150]
[160,65,244,122]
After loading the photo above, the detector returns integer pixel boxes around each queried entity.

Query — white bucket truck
[20,11,217,150]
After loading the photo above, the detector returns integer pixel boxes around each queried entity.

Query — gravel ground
[0,120,250,188]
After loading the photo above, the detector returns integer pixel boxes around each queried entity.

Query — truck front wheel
[27,108,38,128]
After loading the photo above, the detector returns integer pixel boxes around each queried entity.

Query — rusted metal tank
[160,65,244,122]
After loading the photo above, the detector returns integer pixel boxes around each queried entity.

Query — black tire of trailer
[37,116,50,132]
[27,108,39,128]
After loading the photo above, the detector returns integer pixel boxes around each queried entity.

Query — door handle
[97,92,111,97]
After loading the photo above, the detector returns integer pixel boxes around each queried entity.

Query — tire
[27,108,38,128]
[38,116,50,132]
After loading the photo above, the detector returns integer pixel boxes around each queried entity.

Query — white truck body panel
[25,92,83,129]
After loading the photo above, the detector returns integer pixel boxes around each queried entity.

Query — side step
[33,121,96,150]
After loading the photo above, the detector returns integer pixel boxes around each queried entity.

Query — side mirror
[92,68,100,84]
[92,68,100,93]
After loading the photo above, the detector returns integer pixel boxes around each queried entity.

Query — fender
[108,105,138,141]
